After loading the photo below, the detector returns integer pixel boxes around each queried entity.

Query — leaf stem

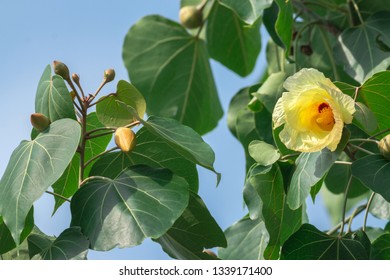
[327,204,366,235]
[349,0,364,25]
[369,127,390,139]
[80,175,109,186]
[363,192,376,231]
[318,27,339,80]
[339,175,353,236]
[348,143,375,155]
[280,153,301,160]
[85,130,115,140]
[83,146,119,169]
[346,204,365,233]
[88,80,108,105]
[334,160,352,165]
[88,93,116,108]
[45,190,71,203]
[349,138,379,144]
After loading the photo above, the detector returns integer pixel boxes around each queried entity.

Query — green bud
[378,134,390,160]
[53,60,70,80]
[179,6,203,29]
[30,113,51,132]
[115,127,136,153]
[72,73,80,84]
[104,68,115,83]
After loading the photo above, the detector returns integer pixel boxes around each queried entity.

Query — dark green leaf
[51,112,111,214]
[218,216,269,260]
[371,233,390,259]
[352,155,390,202]
[287,129,350,209]
[244,164,302,259]
[274,0,293,53]
[353,102,378,134]
[0,208,34,254]
[207,2,261,76]
[135,115,219,181]
[35,65,76,121]
[155,192,226,260]
[252,72,287,113]
[263,2,285,48]
[248,141,280,166]
[90,126,198,192]
[28,227,89,260]
[0,119,80,244]
[219,0,272,25]
[357,71,390,132]
[335,11,390,83]
[96,80,146,127]
[123,15,222,135]
[71,165,189,251]
[281,224,369,259]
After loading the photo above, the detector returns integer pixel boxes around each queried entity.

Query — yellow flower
[272,68,355,152]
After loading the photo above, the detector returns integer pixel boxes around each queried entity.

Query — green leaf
[0,119,81,244]
[155,192,226,260]
[335,11,390,83]
[287,129,350,210]
[248,141,280,166]
[35,65,76,121]
[325,159,369,198]
[51,112,111,214]
[352,155,390,202]
[227,84,274,171]
[90,126,199,192]
[371,233,390,259]
[252,72,287,113]
[0,232,31,260]
[370,194,390,220]
[218,216,269,260]
[96,80,146,127]
[123,15,222,135]
[263,2,284,49]
[353,102,378,134]
[281,224,369,259]
[244,164,302,259]
[219,0,272,25]
[0,208,34,254]
[357,71,390,132]
[274,0,293,53]
[28,227,89,260]
[135,115,219,181]
[207,2,261,77]
[71,165,189,251]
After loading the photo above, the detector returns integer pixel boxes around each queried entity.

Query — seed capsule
[115,127,136,153]
[104,68,115,83]
[179,6,203,29]
[378,134,390,160]
[53,60,70,80]
[30,113,51,132]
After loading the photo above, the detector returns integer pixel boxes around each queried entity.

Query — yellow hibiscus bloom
[272,68,355,152]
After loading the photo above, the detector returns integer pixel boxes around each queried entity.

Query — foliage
[1,0,390,260]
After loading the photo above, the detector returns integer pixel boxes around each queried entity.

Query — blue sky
[0,1,383,260]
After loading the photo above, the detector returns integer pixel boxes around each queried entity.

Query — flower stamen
[316,102,335,131]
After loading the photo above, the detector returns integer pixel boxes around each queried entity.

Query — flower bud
[53,60,70,80]
[115,127,136,153]
[70,91,76,101]
[179,6,203,29]
[104,68,115,83]
[72,73,80,84]
[378,134,390,160]
[30,113,51,132]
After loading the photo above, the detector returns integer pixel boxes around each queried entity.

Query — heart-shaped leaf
[71,165,189,251]
[35,65,76,121]
[371,233,390,260]
[207,2,261,76]
[155,192,227,260]
[96,80,146,127]
[248,141,280,166]
[0,119,81,244]
[90,126,198,192]
[281,224,369,259]
[352,155,390,202]
[123,15,222,135]
[218,216,269,260]
[219,0,272,25]
[28,227,89,260]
